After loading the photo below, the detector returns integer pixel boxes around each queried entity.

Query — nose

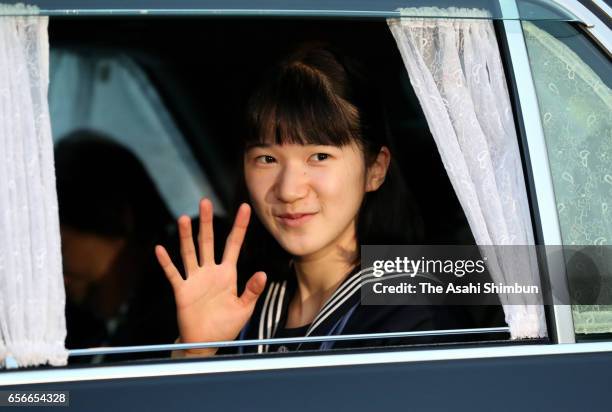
[275,162,309,203]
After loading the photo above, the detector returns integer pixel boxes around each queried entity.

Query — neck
[294,248,356,299]
[286,224,358,327]
[91,244,138,320]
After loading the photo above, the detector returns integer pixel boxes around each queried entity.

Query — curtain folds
[0,12,67,367]
[388,10,547,339]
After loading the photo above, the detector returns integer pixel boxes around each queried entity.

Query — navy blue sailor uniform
[233,266,474,354]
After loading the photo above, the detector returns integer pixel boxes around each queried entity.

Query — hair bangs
[245,62,361,148]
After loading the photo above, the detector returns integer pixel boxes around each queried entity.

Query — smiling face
[244,141,387,260]
[244,142,364,259]
[241,45,392,260]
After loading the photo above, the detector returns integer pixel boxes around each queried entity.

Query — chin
[276,237,322,258]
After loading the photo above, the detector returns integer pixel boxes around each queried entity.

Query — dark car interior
[49,17,507,363]
[49,17,474,242]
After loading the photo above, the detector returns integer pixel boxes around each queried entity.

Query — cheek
[311,163,366,207]
[244,168,273,206]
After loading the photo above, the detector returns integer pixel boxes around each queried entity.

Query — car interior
[49,17,510,364]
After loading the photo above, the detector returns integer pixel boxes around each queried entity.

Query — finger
[178,215,199,273]
[222,203,251,264]
[239,271,267,308]
[198,198,215,265]
[155,245,183,290]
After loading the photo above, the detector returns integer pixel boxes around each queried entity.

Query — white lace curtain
[0,11,67,367]
[388,9,547,339]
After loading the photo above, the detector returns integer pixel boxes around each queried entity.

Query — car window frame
[501,0,611,344]
[3,0,612,385]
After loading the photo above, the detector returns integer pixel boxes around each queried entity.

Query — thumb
[239,271,267,308]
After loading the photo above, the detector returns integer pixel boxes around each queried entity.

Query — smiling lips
[275,212,317,227]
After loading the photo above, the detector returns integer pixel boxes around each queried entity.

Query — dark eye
[310,153,330,162]
[255,155,276,164]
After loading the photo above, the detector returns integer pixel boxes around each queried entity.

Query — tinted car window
[48,17,510,364]
[49,50,224,218]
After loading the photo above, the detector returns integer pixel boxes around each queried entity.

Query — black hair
[237,43,423,280]
[55,130,173,245]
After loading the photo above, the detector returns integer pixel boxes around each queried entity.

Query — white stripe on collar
[306,266,374,331]
[313,266,426,326]
[261,267,379,348]
[264,282,283,352]
[305,267,376,336]
[257,283,276,354]
[273,281,287,337]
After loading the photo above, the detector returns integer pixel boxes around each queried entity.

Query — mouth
[275,212,318,227]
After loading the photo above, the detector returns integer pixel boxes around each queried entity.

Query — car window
[522,20,612,337]
[39,16,549,366]
[49,49,224,219]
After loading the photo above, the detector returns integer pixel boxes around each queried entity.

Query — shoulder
[336,304,473,348]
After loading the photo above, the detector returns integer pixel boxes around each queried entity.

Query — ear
[365,146,391,192]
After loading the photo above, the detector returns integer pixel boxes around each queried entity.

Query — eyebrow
[245,143,333,150]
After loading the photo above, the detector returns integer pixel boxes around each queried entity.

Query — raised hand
[155,199,267,356]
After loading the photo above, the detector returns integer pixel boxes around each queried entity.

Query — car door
[1,1,611,411]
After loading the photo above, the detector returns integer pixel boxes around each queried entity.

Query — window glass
[49,49,224,219]
[523,21,612,335]
[48,18,512,365]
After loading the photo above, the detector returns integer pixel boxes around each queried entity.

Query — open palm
[155,199,266,354]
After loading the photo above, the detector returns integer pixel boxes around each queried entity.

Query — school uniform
[234,266,479,354]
